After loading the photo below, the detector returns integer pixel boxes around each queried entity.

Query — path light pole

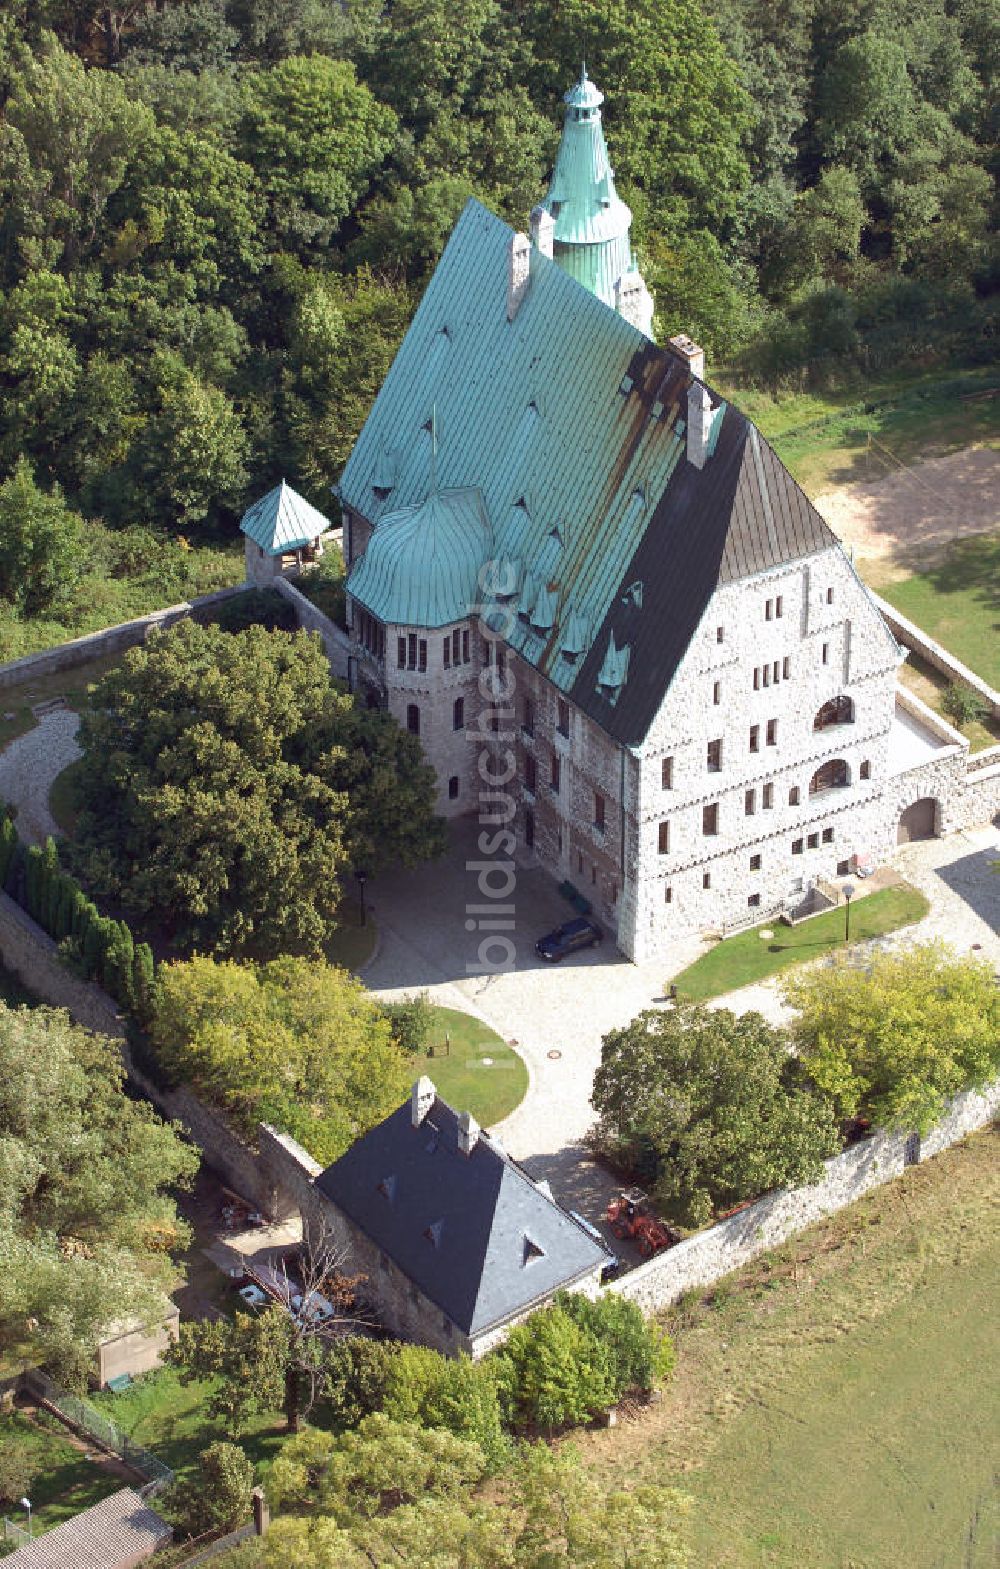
[355,870,368,927]
[843,882,855,944]
[20,1499,31,1539]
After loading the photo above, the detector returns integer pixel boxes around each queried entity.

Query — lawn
[671,882,929,1001]
[0,1409,120,1535]
[411,1004,528,1126]
[725,365,1000,497]
[578,1125,999,1569]
[878,531,1000,691]
[89,1367,285,1491]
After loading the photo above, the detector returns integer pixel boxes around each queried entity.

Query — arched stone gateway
[897,797,938,843]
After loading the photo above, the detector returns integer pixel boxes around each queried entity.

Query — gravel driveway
[0,710,82,845]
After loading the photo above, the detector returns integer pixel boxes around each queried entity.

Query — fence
[171,1523,258,1567]
[21,1371,174,1495]
[2,1518,30,1551]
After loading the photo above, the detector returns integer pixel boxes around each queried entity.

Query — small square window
[773,660,780,683]
[716,625,724,643]
[763,666,770,687]
[860,759,871,780]
[822,827,833,844]
[703,803,719,836]
[762,783,773,809]
[776,595,783,618]
[658,820,670,855]
[713,680,721,705]
[807,832,819,849]
[707,738,722,772]
[748,892,761,907]
[661,756,674,790]
[753,668,760,691]
[702,871,711,889]
[789,786,800,806]
[782,656,790,680]
[745,788,756,816]
[765,598,773,621]
[826,586,834,604]
[664,884,673,905]
[792,838,804,855]
[749,725,760,753]
[750,853,762,871]
[766,719,778,746]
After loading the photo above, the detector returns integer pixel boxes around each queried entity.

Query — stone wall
[272,577,352,681]
[0,587,246,691]
[872,592,1000,720]
[0,892,126,1036]
[608,1078,1000,1314]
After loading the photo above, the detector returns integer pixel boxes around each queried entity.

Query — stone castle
[243,71,997,961]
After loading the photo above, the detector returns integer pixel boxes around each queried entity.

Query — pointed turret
[540,68,654,337]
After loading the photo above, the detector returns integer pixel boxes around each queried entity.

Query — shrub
[167,1441,254,1537]
[496,1302,615,1432]
[383,1344,509,1469]
[942,683,987,726]
[321,1336,397,1431]
[555,1292,675,1398]
[382,991,434,1055]
[214,588,298,634]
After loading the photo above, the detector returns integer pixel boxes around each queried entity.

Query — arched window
[406,703,420,736]
[453,697,464,731]
[813,695,854,731]
[809,758,849,795]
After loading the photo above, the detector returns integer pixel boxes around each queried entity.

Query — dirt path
[814,445,999,584]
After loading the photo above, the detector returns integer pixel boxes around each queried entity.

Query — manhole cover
[547,1049,562,1060]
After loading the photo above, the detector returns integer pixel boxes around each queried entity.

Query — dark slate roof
[2,1489,171,1568]
[315,1091,607,1336]
[340,199,839,746]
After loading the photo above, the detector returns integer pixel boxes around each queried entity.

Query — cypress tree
[0,815,16,888]
[25,845,44,923]
[132,943,156,1024]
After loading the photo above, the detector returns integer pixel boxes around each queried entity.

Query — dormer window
[523,1235,546,1265]
[423,1220,443,1247]
[377,1175,396,1202]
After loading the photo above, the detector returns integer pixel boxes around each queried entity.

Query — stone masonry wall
[272,577,351,680]
[625,546,905,957]
[608,1078,1000,1314]
[0,587,246,691]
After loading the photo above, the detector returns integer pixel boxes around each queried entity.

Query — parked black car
[535,917,604,961]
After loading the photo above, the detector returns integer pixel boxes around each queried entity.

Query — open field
[671,882,929,1001]
[411,1004,529,1126]
[731,366,1000,498]
[579,1124,999,1569]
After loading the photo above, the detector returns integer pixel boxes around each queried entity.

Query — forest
[0,0,995,644]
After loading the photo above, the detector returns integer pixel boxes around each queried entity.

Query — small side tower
[540,68,655,338]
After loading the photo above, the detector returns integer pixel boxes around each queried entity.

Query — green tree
[497,1301,615,1431]
[785,942,1000,1132]
[0,458,85,617]
[151,954,409,1160]
[167,1440,254,1537]
[239,55,396,254]
[383,1346,509,1470]
[72,620,442,953]
[0,1001,197,1386]
[130,365,250,528]
[554,1291,675,1400]
[593,1004,840,1227]
[0,1432,38,1509]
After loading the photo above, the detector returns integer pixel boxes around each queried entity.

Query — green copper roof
[239,480,331,555]
[542,68,633,307]
[347,487,492,629]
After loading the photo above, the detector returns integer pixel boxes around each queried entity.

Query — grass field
[411,1004,528,1126]
[879,532,1000,692]
[727,366,1000,496]
[578,1124,999,1569]
[671,882,929,1000]
[0,1409,120,1535]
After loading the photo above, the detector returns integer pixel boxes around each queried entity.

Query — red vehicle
[606,1193,679,1258]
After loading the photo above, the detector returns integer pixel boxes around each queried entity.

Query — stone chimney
[614,267,655,339]
[687,382,715,470]
[507,231,531,320]
[530,205,554,259]
[457,1109,480,1157]
[411,1075,436,1127]
[669,333,705,381]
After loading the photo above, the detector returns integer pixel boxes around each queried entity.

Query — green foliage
[382,991,434,1055]
[941,682,987,725]
[213,588,298,634]
[497,1301,616,1431]
[72,619,443,955]
[0,1001,197,1385]
[593,1004,840,1227]
[0,1432,38,1508]
[383,1346,510,1471]
[167,1440,254,1537]
[320,1336,398,1432]
[168,1308,296,1436]
[785,943,1000,1132]
[555,1291,675,1398]
[0,459,84,618]
[150,953,410,1161]
[0,813,17,889]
